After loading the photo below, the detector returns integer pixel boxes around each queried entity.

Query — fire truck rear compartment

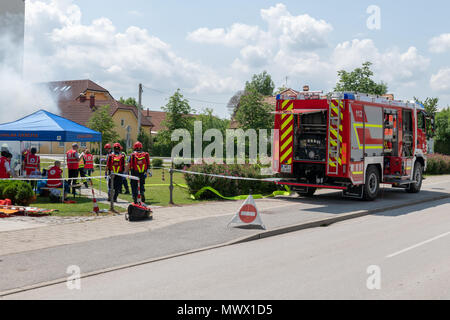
[293,110,328,184]
[294,110,327,162]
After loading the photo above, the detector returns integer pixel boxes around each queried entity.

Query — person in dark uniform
[119,145,130,195]
[106,143,126,203]
[129,141,151,204]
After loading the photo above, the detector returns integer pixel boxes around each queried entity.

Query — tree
[87,105,119,148]
[274,85,288,95]
[161,89,195,132]
[138,128,152,153]
[153,90,195,157]
[414,97,439,116]
[434,107,450,155]
[196,108,230,133]
[245,71,275,96]
[119,97,140,109]
[334,61,388,95]
[235,89,273,131]
[227,90,245,116]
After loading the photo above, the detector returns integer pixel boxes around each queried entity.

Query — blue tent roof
[0,110,102,142]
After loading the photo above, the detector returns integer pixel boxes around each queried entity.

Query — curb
[233,193,450,243]
[1,192,449,298]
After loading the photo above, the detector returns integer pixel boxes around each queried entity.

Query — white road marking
[386,231,450,258]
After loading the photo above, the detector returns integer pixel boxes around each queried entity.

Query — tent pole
[62,143,66,204]
[20,141,22,176]
[99,139,102,196]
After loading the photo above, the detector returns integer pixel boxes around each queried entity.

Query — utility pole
[138,83,143,137]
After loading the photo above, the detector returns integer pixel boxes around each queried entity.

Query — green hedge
[0,180,35,205]
[426,154,450,175]
[151,158,164,168]
[183,163,280,199]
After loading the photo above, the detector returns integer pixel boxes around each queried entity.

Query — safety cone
[92,196,100,214]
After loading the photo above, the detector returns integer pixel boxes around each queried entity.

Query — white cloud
[188,3,333,69]
[332,39,430,88]
[429,33,450,53]
[23,0,239,96]
[188,2,337,91]
[260,3,333,52]
[187,23,261,47]
[14,0,440,116]
[430,68,450,93]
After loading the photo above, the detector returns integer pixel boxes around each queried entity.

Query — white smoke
[0,7,58,124]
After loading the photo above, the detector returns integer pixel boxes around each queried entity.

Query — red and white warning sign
[228,195,266,229]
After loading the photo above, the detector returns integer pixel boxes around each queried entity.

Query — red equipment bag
[126,203,153,222]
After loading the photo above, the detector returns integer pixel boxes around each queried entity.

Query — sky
[20,0,450,118]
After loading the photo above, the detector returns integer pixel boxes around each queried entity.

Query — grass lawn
[90,168,208,207]
[32,196,125,217]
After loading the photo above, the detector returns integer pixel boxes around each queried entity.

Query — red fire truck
[273,92,432,200]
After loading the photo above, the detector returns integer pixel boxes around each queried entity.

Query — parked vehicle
[273,91,433,200]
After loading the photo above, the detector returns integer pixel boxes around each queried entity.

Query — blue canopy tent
[0,110,103,198]
[0,109,102,143]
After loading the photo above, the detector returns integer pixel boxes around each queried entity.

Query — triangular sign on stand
[228,195,266,229]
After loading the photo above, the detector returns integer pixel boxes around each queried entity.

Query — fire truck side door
[349,103,365,183]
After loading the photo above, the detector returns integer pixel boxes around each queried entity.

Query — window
[121,119,125,127]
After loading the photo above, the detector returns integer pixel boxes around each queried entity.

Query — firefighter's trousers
[110,172,124,202]
[130,170,146,203]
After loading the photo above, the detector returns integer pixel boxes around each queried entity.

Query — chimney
[147,108,149,117]
[79,93,86,103]
[90,94,95,109]
[303,85,310,92]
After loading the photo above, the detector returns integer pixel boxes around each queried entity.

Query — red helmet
[113,143,122,149]
[104,144,111,150]
[134,142,143,150]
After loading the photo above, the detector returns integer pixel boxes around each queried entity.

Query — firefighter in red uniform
[129,141,151,204]
[0,151,11,179]
[106,143,126,202]
[83,150,95,177]
[23,147,40,176]
[66,143,81,195]
[78,149,94,187]
[47,161,63,188]
[104,143,113,191]
[47,161,69,201]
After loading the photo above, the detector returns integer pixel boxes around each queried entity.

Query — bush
[184,163,281,199]
[426,154,450,175]
[0,180,35,205]
[151,158,164,168]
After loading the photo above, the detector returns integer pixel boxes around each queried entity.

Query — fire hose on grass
[160,168,290,203]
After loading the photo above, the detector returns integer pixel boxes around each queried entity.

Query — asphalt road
[4,196,450,300]
[1,177,449,293]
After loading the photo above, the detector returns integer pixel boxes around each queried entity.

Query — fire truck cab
[273,92,430,200]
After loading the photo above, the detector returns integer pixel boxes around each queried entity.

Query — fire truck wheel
[363,166,380,201]
[407,163,423,193]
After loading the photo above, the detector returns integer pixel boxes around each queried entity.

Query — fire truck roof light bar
[276,91,424,110]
